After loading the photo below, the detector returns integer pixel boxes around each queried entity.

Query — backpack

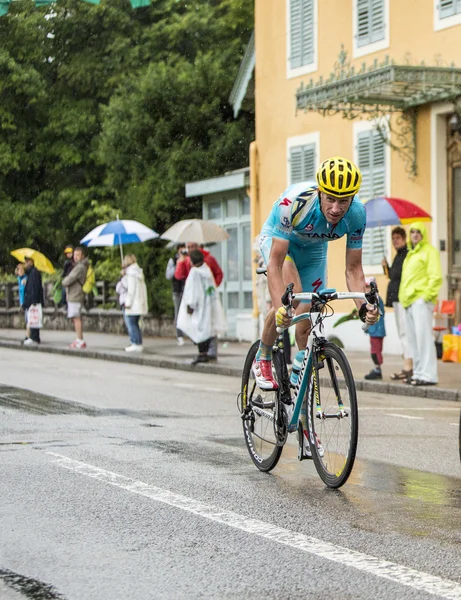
[83,263,96,295]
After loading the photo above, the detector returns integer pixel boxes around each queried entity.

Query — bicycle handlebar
[276,281,380,333]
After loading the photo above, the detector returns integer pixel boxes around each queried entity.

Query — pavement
[0,327,460,401]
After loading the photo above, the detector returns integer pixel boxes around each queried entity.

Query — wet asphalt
[1,349,461,599]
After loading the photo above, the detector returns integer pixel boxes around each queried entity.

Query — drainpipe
[249,140,260,341]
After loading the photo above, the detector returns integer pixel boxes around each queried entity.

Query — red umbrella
[364,196,432,228]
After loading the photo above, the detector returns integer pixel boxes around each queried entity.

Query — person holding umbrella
[23,257,44,346]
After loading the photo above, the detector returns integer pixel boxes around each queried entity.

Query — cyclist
[253,156,379,392]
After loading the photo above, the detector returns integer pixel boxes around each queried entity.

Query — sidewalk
[0,328,460,401]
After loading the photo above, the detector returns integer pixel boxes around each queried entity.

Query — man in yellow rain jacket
[399,221,442,386]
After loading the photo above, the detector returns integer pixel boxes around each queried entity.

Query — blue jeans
[124,314,142,345]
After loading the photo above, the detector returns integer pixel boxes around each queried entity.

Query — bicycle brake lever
[281,283,294,308]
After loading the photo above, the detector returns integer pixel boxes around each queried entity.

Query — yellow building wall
[254,0,460,301]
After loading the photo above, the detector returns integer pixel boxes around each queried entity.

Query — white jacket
[124,263,149,316]
[177,263,226,343]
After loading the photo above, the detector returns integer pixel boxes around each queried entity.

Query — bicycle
[238,277,379,488]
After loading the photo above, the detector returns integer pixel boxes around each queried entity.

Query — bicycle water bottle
[290,350,305,387]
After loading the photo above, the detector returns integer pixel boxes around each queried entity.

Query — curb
[0,340,242,379]
[0,340,459,402]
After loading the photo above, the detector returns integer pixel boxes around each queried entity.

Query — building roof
[185,168,250,198]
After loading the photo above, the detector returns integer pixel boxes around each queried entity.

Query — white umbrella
[161,219,229,244]
[81,217,158,262]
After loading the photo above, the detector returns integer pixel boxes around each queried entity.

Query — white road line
[360,407,460,412]
[449,423,459,427]
[173,383,229,393]
[47,452,461,599]
[385,414,424,420]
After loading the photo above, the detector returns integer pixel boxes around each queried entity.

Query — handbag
[27,304,43,329]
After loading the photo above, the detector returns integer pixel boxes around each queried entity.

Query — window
[353,0,388,58]
[203,193,252,336]
[290,0,314,68]
[357,0,385,46]
[357,129,387,266]
[287,0,317,78]
[439,0,461,18]
[435,0,461,30]
[289,143,316,184]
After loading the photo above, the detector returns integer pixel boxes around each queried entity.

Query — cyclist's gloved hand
[359,303,380,325]
[275,306,292,328]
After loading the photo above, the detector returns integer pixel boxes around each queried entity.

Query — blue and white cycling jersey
[260,181,366,250]
[259,181,366,293]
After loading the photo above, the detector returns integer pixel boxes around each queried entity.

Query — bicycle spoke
[307,343,358,488]
[241,340,283,472]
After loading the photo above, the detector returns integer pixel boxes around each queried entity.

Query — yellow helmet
[316,156,362,198]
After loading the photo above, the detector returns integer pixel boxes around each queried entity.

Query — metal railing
[0,281,120,310]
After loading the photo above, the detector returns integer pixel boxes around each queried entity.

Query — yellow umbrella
[11,248,55,274]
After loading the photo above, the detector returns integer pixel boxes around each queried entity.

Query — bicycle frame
[281,289,368,434]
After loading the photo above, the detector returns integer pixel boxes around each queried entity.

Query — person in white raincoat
[177,250,226,364]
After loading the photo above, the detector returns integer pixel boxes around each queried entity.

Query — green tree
[0,0,254,315]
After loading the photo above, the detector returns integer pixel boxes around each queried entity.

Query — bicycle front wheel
[306,342,358,488]
[240,340,283,472]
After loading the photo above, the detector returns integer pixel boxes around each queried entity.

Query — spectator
[61,245,74,307]
[382,227,413,381]
[364,276,386,380]
[115,263,128,311]
[177,250,226,365]
[165,244,187,346]
[175,242,224,360]
[399,222,443,386]
[62,246,89,350]
[15,263,27,308]
[123,254,149,353]
[15,263,29,342]
[23,257,44,346]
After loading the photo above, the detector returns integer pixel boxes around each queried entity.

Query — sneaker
[191,354,210,365]
[70,339,87,350]
[125,344,143,353]
[303,431,325,459]
[364,369,382,380]
[23,338,38,347]
[252,358,278,390]
[177,336,185,347]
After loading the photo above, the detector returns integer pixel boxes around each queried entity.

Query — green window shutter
[303,143,316,180]
[0,0,10,15]
[82,0,101,4]
[370,0,385,42]
[357,0,371,47]
[439,0,454,17]
[290,143,316,184]
[302,0,314,66]
[290,146,303,183]
[35,0,55,6]
[357,130,387,265]
[290,0,314,69]
[439,0,461,17]
[357,0,384,47]
[290,0,302,69]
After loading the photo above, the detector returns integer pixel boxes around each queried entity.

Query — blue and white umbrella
[80,218,158,261]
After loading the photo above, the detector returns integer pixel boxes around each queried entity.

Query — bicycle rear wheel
[306,342,358,488]
[240,340,284,472]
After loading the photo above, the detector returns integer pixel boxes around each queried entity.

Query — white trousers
[393,301,412,360]
[404,299,438,383]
